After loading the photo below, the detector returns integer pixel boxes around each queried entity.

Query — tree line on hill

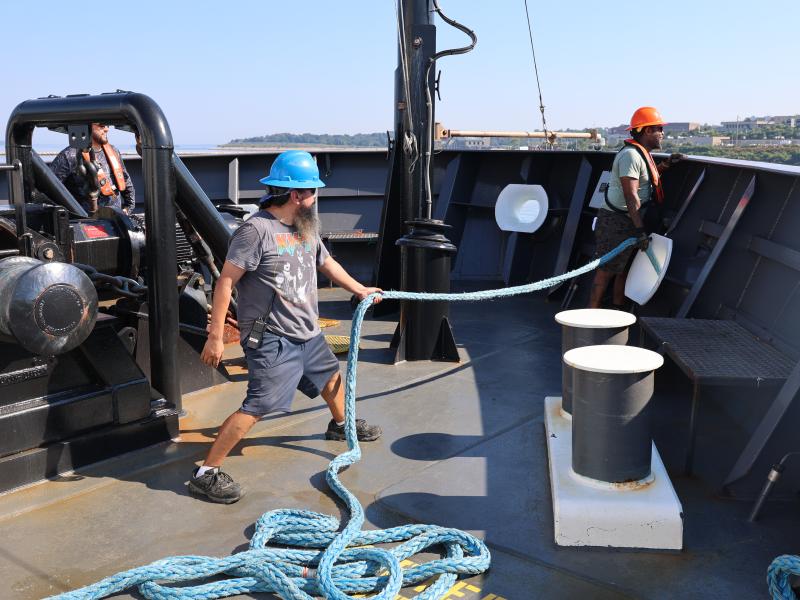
[665,144,800,166]
[226,133,386,147]
[227,131,800,166]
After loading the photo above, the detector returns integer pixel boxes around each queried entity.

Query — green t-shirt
[604,146,651,212]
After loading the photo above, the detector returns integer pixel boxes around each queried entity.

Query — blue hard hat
[259,150,326,189]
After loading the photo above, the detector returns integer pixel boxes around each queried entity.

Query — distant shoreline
[220,142,381,150]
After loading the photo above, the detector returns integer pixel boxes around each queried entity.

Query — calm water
[0,143,225,159]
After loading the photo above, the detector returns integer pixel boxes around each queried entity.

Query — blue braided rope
[47,237,637,600]
[769,555,800,599]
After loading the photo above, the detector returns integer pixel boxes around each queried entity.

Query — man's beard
[294,205,320,240]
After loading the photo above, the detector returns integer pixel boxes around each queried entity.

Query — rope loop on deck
[48,238,637,600]
[769,555,800,600]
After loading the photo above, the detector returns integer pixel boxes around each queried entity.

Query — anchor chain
[73,262,148,299]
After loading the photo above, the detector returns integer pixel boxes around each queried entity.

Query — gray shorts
[240,331,340,417]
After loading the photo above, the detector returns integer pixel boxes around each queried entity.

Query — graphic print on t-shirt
[274,232,314,306]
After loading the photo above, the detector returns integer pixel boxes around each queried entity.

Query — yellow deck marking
[441,581,467,598]
[348,556,501,600]
[325,334,353,354]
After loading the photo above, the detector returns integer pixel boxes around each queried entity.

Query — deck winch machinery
[0,92,235,493]
[0,202,153,352]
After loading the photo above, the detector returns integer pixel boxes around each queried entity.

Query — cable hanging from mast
[423,0,477,219]
[523,0,553,148]
[395,0,419,173]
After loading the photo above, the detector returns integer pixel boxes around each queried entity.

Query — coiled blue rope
[47,238,637,600]
[769,555,800,599]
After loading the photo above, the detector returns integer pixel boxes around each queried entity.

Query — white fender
[625,233,673,305]
[494,184,549,233]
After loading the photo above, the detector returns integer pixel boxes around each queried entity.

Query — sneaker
[187,467,243,504]
[325,419,382,442]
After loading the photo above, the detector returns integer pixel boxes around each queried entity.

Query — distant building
[720,118,771,131]
[440,137,490,150]
[464,138,490,149]
[671,136,729,147]
[727,138,795,147]
[606,133,627,146]
[772,115,798,127]
[720,115,800,130]
[664,122,700,134]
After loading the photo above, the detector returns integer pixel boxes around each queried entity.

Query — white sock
[335,420,345,427]
[195,465,218,477]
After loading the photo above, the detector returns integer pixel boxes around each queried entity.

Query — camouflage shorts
[594,210,637,274]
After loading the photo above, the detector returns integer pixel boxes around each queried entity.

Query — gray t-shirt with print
[226,210,330,344]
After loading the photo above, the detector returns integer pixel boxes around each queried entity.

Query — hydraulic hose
[422,0,477,219]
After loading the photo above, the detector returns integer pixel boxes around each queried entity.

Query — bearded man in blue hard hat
[190,150,383,504]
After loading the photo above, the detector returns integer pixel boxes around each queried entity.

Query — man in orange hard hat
[588,107,684,309]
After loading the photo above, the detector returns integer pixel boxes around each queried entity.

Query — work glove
[662,153,686,168]
[635,228,650,251]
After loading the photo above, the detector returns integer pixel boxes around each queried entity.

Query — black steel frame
[5,92,180,409]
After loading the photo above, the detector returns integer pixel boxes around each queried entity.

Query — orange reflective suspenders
[102,143,126,192]
[623,139,664,204]
[81,145,126,197]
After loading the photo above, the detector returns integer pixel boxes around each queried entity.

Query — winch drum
[0,256,98,355]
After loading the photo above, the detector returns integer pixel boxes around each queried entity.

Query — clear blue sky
[2,0,797,147]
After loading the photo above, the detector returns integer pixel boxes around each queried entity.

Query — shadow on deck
[0,288,796,599]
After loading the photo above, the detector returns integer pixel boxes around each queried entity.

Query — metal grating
[640,317,795,382]
[175,222,194,264]
[322,230,378,242]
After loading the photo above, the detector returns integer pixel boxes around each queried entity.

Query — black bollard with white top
[554,309,636,416]
[564,344,663,484]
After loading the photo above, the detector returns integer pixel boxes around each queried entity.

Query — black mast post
[389,0,459,362]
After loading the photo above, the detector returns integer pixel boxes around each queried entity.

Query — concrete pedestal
[544,396,683,550]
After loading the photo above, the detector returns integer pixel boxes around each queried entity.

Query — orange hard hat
[627,106,668,131]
